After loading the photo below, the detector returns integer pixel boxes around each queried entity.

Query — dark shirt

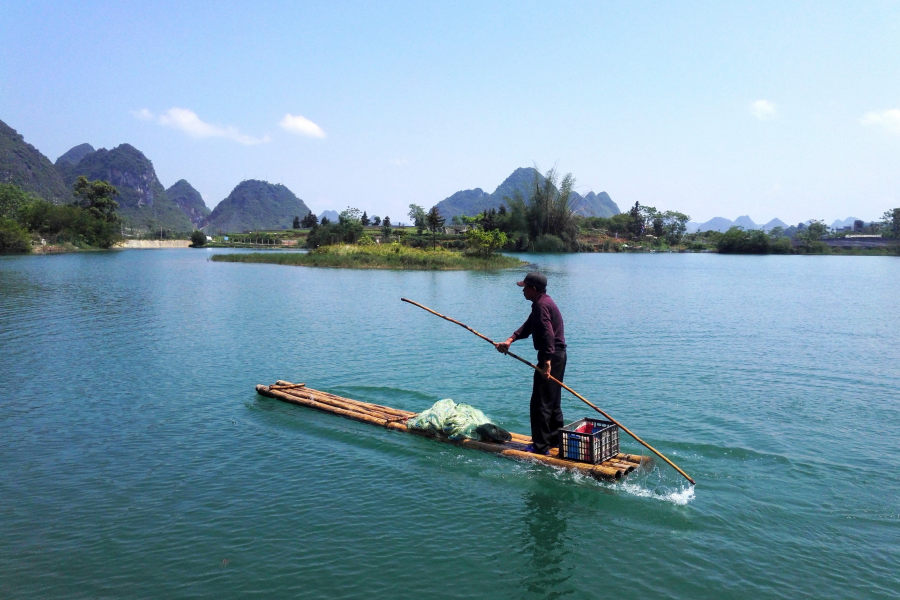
[511,293,566,362]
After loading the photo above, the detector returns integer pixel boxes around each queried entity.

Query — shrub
[190,230,207,247]
[532,234,566,253]
[306,219,363,248]
[716,227,770,254]
[465,227,507,257]
[0,184,31,219]
[16,200,121,248]
[0,218,31,252]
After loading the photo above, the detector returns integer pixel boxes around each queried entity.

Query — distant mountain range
[686,215,866,233]
[0,117,315,233]
[687,216,790,233]
[0,117,879,235]
[203,180,311,233]
[318,210,339,223]
[434,167,620,220]
[830,217,860,229]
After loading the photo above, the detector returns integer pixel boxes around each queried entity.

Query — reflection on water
[521,488,573,599]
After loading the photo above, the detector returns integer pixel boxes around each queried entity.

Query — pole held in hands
[401,297,695,486]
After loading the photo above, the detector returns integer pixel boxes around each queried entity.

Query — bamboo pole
[275,387,408,422]
[269,383,306,390]
[258,385,409,432]
[400,297,695,486]
[617,453,650,466]
[275,382,414,417]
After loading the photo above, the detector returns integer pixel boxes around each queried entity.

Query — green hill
[435,167,620,219]
[54,143,96,184]
[166,179,210,228]
[203,180,311,233]
[57,143,192,232]
[56,143,96,166]
[0,118,72,203]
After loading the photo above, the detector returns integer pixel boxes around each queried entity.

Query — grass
[210,244,527,270]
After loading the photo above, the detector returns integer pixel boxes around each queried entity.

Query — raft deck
[256,380,650,481]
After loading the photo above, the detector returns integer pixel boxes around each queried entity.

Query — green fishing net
[407,398,494,441]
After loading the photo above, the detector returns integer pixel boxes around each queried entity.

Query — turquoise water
[1,249,898,599]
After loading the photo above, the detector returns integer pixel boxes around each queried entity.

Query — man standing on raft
[495,272,567,455]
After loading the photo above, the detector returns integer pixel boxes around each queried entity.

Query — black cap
[517,272,547,289]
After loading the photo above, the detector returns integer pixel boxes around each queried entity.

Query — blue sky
[2,1,899,224]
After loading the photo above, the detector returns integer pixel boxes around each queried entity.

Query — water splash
[616,480,696,505]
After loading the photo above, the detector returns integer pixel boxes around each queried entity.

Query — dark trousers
[530,350,566,453]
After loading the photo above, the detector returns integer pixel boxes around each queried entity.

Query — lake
[1,248,898,599]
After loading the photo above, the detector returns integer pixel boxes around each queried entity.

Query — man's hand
[495,338,514,354]
[539,360,552,379]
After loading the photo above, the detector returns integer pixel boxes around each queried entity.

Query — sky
[2,1,899,225]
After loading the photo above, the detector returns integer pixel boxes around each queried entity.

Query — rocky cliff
[57,143,192,232]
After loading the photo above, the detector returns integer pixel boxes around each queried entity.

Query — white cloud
[388,158,408,166]
[861,109,900,134]
[279,113,326,138]
[749,100,776,121]
[132,107,270,145]
[131,108,154,121]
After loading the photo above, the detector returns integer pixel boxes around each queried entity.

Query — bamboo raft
[256,380,651,481]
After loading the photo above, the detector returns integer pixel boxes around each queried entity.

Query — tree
[628,202,645,238]
[717,227,770,254]
[190,230,207,247]
[525,167,578,247]
[465,226,507,257]
[382,215,391,228]
[73,176,119,223]
[0,183,32,219]
[425,206,446,249]
[882,208,900,238]
[801,220,828,243]
[408,204,426,233]
[16,199,121,248]
[381,222,393,241]
[340,207,362,223]
[0,218,30,252]
[292,215,301,229]
[320,215,330,225]
[361,211,370,227]
[481,207,497,230]
[498,204,507,216]
[372,215,381,227]
[301,211,318,228]
[662,211,690,245]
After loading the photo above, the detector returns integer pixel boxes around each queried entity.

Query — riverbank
[210,244,526,270]
[118,240,191,249]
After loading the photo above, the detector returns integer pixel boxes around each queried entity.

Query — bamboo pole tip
[255,384,270,393]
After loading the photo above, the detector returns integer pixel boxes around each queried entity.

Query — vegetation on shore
[0,179,123,252]
[210,243,526,270]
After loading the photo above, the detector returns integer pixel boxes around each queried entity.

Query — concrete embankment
[119,240,192,249]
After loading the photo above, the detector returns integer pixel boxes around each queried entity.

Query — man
[495,272,567,455]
